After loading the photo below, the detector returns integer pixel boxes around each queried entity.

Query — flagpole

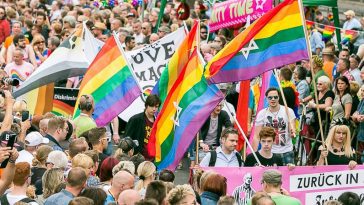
[113,32,146,102]
[223,100,262,166]
[273,69,296,140]
[196,133,200,165]
[297,0,327,164]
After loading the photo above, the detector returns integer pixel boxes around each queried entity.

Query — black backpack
[208,150,243,167]
[0,194,36,205]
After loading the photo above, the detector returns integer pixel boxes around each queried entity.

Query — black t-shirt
[96,152,109,177]
[317,149,356,165]
[316,90,335,122]
[244,152,283,167]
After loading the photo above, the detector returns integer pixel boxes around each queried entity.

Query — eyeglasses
[317,83,323,85]
[35,41,45,45]
[267,96,279,100]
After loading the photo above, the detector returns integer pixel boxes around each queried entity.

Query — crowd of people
[0,0,363,204]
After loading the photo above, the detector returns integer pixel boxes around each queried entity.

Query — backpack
[208,150,243,167]
[0,194,36,205]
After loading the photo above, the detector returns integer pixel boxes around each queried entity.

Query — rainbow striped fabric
[204,0,309,84]
[306,20,315,30]
[148,22,224,170]
[341,29,357,45]
[73,36,141,126]
[322,25,335,42]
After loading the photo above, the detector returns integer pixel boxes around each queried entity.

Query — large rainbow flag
[73,35,141,126]
[148,22,224,170]
[204,0,309,84]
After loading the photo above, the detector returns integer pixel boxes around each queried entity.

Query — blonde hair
[42,168,65,199]
[72,154,94,176]
[13,100,27,112]
[31,34,45,46]
[325,125,354,158]
[166,184,195,205]
[112,161,135,176]
[32,145,53,167]
[135,161,156,191]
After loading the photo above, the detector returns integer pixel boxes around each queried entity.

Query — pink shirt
[4,61,34,86]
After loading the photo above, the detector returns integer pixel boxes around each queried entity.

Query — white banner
[119,27,186,121]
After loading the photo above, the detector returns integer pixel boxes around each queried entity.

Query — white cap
[25,132,49,146]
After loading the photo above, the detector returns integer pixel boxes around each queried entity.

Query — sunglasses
[267,96,279,100]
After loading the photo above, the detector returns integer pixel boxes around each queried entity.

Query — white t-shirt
[6,193,38,205]
[16,150,34,166]
[255,105,296,154]
[4,61,34,85]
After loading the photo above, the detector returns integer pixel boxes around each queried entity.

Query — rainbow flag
[205,0,309,84]
[148,21,224,170]
[328,13,333,22]
[73,36,141,126]
[150,49,224,170]
[322,25,335,42]
[306,20,315,30]
[23,84,54,116]
[341,29,357,45]
[53,100,74,117]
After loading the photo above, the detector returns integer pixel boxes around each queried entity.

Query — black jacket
[124,112,147,154]
[200,110,232,146]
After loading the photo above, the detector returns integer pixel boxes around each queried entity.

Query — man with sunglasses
[253,87,296,165]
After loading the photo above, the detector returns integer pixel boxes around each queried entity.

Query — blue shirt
[104,193,116,205]
[199,146,241,167]
[44,189,74,205]
[310,30,324,54]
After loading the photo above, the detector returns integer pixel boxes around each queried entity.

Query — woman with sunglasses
[32,34,48,65]
[304,76,334,134]
[317,124,357,169]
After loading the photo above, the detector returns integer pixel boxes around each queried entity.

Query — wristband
[8,158,16,164]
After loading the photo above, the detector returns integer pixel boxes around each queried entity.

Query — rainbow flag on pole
[322,25,335,42]
[341,30,357,45]
[204,0,308,84]
[148,21,224,170]
[306,20,315,30]
[73,36,141,126]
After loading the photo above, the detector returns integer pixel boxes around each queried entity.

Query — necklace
[268,106,280,118]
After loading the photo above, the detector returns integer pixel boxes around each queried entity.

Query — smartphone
[0,133,17,168]
[21,111,30,122]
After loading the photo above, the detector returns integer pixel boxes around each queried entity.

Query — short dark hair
[340,58,350,70]
[265,87,279,97]
[338,192,360,205]
[125,35,135,44]
[315,10,322,16]
[37,11,47,20]
[87,127,107,146]
[67,167,87,188]
[69,138,89,158]
[296,66,307,81]
[145,94,161,108]
[135,199,159,205]
[145,180,167,205]
[280,67,292,81]
[220,127,238,140]
[68,197,94,205]
[80,187,107,205]
[13,34,26,46]
[159,169,175,182]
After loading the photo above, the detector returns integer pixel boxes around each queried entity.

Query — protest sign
[201,165,364,205]
[119,27,186,121]
[208,0,273,32]
[52,87,79,117]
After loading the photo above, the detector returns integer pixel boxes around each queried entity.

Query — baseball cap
[262,169,282,185]
[0,131,19,147]
[25,132,49,147]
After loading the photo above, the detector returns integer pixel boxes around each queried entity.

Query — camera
[1,77,19,87]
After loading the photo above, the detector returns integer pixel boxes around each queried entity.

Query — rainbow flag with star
[73,35,141,126]
[322,25,335,42]
[341,29,357,45]
[148,21,224,170]
[205,0,309,84]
